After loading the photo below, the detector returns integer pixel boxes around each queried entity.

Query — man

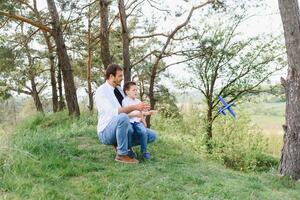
[95,64,157,164]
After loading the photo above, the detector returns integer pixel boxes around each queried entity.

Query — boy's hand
[149,110,158,115]
[142,118,147,127]
[143,110,158,116]
[135,102,150,111]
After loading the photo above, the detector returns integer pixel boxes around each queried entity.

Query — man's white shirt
[95,81,125,133]
[122,97,141,123]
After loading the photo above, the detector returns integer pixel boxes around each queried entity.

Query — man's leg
[99,113,130,155]
[127,124,134,149]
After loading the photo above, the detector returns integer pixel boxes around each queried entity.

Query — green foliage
[0,84,11,101]
[269,84,286,102]
[210,113,278,172]
[0,1,17,12]
[155,85,182,119]
[0,46,15,72]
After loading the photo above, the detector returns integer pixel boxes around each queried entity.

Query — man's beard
[113,80,121,86]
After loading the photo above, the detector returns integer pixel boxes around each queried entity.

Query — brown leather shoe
[115,155,139,164]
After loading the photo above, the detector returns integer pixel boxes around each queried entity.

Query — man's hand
[135,102,150,111]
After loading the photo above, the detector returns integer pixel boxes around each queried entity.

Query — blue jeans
[98,114,157,155]
[98,113,130,155]
[128,123,157,151]
[131,122,148,153]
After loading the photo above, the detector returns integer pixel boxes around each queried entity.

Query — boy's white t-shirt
[122,96,141,123]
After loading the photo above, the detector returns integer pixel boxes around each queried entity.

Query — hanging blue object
[217,96,236,119]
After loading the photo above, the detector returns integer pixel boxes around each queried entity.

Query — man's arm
[118,102,150,114]
[127,110,142,118]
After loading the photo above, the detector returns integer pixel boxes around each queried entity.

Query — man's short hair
[105,64,123,80]
[123,81,136,95]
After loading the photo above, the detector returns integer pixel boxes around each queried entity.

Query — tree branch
[38,82,48,94]
[131,50,159,67]
[0,11,52,33]
[126,0,145,18]
[156,57,197,74]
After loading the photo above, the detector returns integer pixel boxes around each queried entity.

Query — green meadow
[1,108,299,200]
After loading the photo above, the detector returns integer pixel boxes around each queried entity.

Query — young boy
[122,81,156,159]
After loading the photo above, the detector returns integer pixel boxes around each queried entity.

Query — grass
[1,111,300,200]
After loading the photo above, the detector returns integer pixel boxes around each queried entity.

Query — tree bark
[44,33,58,112]
[30,78,44,113]
[57,61,65,111]
[99,0,112,69]
[146,73,156,128]
[87,6,93,111]
[118,0,131,82]
[206,99,213,152]
[278,0,300,180]
[47,0,80,117]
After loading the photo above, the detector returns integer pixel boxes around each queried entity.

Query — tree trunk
[47,0,80,117]
[146,73,156,128]
[99,0,112,69]
[118,0,131,82]
[30,78,44,113]
[278,0,300,180]
[44,33,58,112]
[206,105,213,139]
[206,102,213,152]
[57,61,65,111]
[87,7,93,111]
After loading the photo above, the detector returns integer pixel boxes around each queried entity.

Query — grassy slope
[0,112,299,200]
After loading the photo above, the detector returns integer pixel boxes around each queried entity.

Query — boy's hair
[105,64,123,80]
[123,81,136,95]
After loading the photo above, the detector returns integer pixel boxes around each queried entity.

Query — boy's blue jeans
[130,122,148,153]
[98,114,157,155]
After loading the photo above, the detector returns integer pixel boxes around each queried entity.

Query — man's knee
[118,113,129,124]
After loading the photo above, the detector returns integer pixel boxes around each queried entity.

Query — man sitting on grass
[95,63,157,164]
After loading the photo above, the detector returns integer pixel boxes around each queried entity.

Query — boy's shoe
[127,149,137,159]
[115,155,139,164]
[142,152,151,160]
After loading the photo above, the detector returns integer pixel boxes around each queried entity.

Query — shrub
[210,112,278,172]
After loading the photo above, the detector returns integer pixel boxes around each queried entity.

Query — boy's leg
[99,113,130,155]
[146,128,157,144]
[131,126,157,148]
[132,122,148,153]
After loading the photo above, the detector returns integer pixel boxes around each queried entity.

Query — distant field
[244,102,285,157]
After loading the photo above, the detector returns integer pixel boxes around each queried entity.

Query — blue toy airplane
[217,96,236,119]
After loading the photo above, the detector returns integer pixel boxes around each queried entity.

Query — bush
[209,112,278,172]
